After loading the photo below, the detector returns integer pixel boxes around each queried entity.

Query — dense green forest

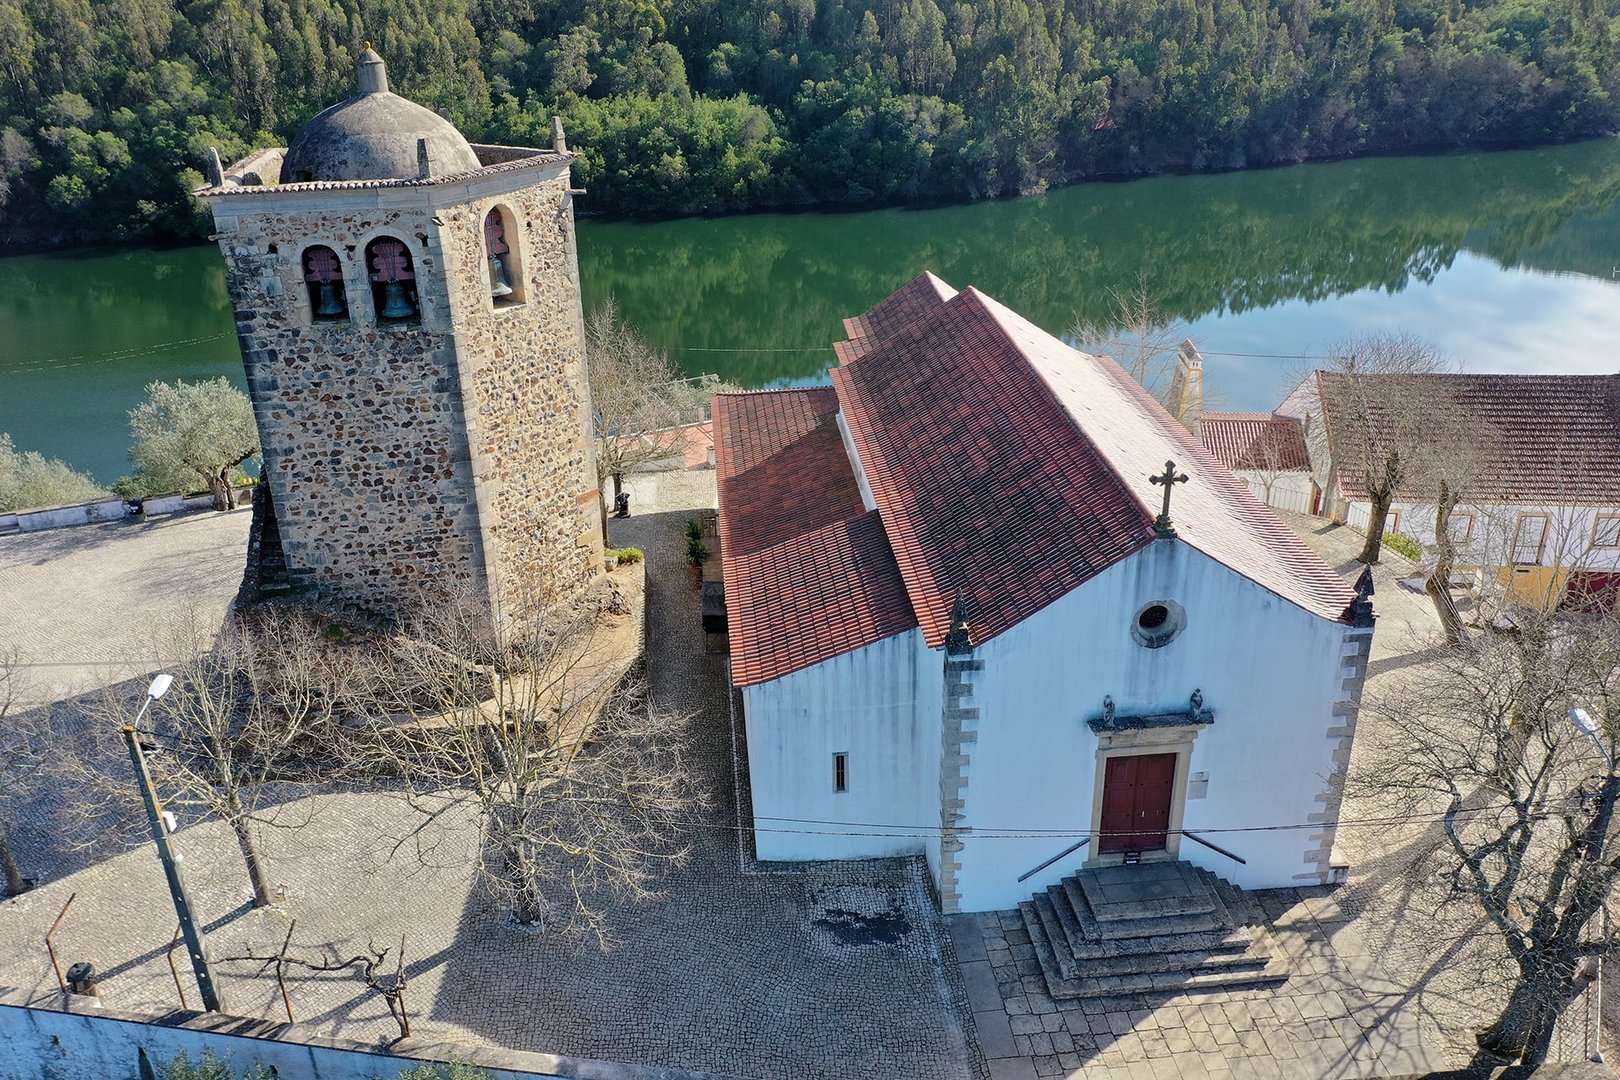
[0,0,1616,245]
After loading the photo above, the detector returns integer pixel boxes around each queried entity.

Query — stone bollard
[65,961,100,998]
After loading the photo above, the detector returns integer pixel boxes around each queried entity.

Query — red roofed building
[715,275,1376,914]
[1278,370,1620,610]
[1198,412,1319,516]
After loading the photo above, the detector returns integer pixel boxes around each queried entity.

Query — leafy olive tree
[126,378,259,510]
[0,432,106,511]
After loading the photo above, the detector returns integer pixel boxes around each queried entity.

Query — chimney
[1166,340,1204,437]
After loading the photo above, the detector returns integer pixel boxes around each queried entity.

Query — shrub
[162,1049,274,1080]
[611,547,645,564]
[0,432,107,511]
[684,518,703,543]
[394,1063,495,1080]
[1382,530,1423,561]
[686,536,710,565]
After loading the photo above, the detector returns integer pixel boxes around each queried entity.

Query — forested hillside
[0,0,1615,246]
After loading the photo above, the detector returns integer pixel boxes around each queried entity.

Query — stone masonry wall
[217,204,487,613]
[436,172,602,614]
[211,159,603,618]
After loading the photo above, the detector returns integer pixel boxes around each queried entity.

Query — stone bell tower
[197,48,603,617]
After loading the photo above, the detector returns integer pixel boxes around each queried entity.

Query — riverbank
[7,141,1620,483]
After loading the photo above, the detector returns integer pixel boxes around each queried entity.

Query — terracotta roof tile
[1316,372,1620,503]
[841,272,957,362]
[833,290,1160,647]
[838,285,1357,641]
[717,277,1361,687]
[714,389,917,686]
[1200,413,1311,472]
[727,512,918,686]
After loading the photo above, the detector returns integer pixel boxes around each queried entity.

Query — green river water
[5,139,1620,484]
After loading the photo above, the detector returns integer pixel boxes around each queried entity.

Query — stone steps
[1019,862,1289,1000]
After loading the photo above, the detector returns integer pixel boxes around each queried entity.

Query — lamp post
[1569,706,1613,1064]
[122,674,227,1013]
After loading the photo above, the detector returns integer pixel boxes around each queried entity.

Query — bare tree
[1239,419,1302,510]
[62,607,359,908]
[586,299,687,533]
[1312,333,1453,565]
[346,582,702,940]
[221,931,414,1039]
[1356,611,1620,1070]
[1070,276,1194,409]
[1401,405,1493,645]
[0,648,38,896]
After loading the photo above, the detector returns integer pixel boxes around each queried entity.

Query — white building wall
[1233,470,1315,515]
[742,629,941,862]
[953,539,1353,912]
[1347,499,1620,571]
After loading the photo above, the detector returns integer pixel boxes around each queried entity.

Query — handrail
[1017,837,1090,883]
[1183,830,1247,865]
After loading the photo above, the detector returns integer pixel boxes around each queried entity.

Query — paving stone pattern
[0,471,976,1080]
[0,509,252,707]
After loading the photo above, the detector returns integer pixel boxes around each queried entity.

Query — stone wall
[210,158,601,617]
[436,173,602,615]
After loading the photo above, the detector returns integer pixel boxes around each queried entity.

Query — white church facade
[715,274,1376,915]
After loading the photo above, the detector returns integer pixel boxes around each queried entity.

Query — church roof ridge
[833,280,1356,642]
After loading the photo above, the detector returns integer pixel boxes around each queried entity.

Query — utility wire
[3,332,237,376]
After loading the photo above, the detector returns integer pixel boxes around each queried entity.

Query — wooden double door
[1099,752,1176,854]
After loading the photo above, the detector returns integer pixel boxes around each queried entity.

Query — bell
[489,254,514,299]
[380,280,417,319]
[315,281,347,317]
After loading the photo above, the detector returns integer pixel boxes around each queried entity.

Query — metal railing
[1183,830,1247,864]
[1017,837,1090,883]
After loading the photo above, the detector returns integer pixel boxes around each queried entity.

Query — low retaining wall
[4,489,252,535]
[0,1001,743,1080]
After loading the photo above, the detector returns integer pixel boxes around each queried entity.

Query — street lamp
[1568,706,1611,1064]
[121,673,227,1013]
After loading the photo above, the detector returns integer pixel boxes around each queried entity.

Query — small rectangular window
[1512,513,1550,565]
[833,752,848,793]
[1595,515,1620,548]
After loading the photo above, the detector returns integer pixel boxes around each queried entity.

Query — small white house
[1277,370,1620,610]
[715,274,1374,914]
[1198,412,1318,516]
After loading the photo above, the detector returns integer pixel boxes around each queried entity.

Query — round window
[1131,600,1186,648]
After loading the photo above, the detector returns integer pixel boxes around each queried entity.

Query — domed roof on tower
[279,47,481,184]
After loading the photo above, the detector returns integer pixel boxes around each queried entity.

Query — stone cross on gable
[1150,460,1188,537]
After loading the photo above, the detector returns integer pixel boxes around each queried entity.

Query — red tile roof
[833,291,1159,648]
[1200,413,1310,473]
[714,388,917,686]
[838,271,957,364]
[727,512,918,687]
[716,275,1361,686]
[1314,372,1620,502]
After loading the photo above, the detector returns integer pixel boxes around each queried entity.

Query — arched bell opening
[484,206,526,309]
[302,245,349,322]
[365,236,420,324]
